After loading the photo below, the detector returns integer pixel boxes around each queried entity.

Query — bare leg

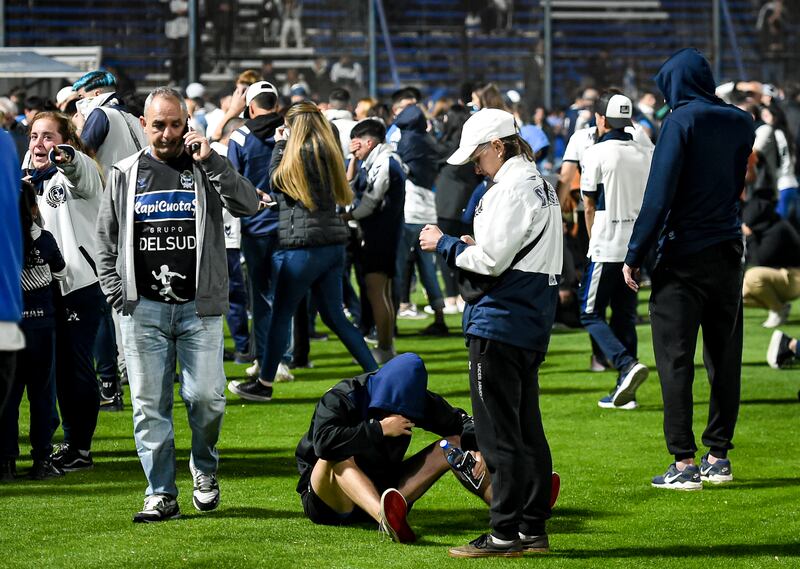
[365,272,394,351]
[398,436,492,505]
[310,458,382,522]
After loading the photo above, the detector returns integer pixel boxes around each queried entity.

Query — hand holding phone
[183,125,211,161]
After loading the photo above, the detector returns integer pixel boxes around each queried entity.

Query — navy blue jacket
[227,113,284,237]
[625,48,755,267]
[393,105,438,190]
[0,130,22,324]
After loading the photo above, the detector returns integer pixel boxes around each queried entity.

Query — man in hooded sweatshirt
[294,353,489,543]
[227,81,289,381]
[623,48,755,490]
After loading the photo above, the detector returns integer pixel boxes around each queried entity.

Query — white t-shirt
[563,124,653,165]
[580,136,653,262]
[774,129,798,191]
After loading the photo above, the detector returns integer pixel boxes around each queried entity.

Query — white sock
[490,535,516,546]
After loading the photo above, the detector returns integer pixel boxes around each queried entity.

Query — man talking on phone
[95,87,259,522]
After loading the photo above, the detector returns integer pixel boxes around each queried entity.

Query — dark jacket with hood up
[394,105,438,190]
[294,353,477,493]
[625,48,755,267]
[227,113,284,237]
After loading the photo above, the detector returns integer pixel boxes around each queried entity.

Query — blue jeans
[578,259,637,371]
[120,299,226,497]
[394,223,445,311]
[94,301,119,381]
[777,187,800,232]
[226,249,250,354]
[259,244,377,382]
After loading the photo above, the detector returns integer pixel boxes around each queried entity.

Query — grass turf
[1,296,799,568]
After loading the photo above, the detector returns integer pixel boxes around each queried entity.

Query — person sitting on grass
[294,353,490,544]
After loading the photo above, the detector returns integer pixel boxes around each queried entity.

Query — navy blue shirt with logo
[133,152,197,303]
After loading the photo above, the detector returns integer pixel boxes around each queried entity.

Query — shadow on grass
[740,397,800,406]
[178,506,306,520]
[555,543,800,559]
[705,477,800,490]
[412,507,601,538]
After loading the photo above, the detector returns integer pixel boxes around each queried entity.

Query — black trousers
[54,284,104,451]
[649,240,744,460]
[468,337,552,539]
[0,351,16,419]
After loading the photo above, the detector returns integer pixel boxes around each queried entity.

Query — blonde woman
[230,102,378,402]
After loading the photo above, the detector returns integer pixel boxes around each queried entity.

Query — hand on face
[379,414,414,437]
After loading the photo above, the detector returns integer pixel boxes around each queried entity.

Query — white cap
[447,108,518,166]
[245,81,279,106]
[185,82,205,99]
[56,86,76,106]
[506,89,521,104]
[598,94,633,129]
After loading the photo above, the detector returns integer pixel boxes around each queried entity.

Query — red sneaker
[378,488,416,543]
[550,472,561,509]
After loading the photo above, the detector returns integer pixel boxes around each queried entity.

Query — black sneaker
[190,460,220,512]
[519,533,549,553]
[0,459,16,482]
[699,453,733,484]
[767,330,796,369]
[228,379,273,402]
[419,321,449,337]
[449,534,523,558]
[133,494,181,523]
[99,381,124,412]
[50,443,93,472]
[28,459,65,480]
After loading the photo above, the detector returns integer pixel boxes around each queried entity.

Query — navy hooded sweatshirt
[625,48,755,267]
[393,105,438,190]
[227,113,284,237]
[294,353,476,493]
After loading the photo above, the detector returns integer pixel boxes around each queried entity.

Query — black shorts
[359,230,398,278]
[300,483,370,526]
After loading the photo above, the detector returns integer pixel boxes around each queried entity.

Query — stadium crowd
[1,47,799,556]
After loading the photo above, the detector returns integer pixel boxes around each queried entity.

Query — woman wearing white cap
[420,108,563,557]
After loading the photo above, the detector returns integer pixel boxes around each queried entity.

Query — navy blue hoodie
[625,48,755,266]
[227,113,284,237]
[393,105,438,190]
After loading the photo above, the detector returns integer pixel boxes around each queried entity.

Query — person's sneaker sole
[612,363,649,406]
[379,489,415,543]
[767,330,786,369]
[133,511,181,523]
[651,480,703,491]
[193,492,220,512]
[598,398,638,410]
[448,547,523,558]
[700,473,733,484]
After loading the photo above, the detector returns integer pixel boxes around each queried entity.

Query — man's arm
[557,160,578,213]
[80,108,110,154]
[583,195,596,238]
[200,151,259,217]
[579,149,601,239]
[95,170,123,310]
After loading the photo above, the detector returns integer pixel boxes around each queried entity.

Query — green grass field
[2,296,799,568]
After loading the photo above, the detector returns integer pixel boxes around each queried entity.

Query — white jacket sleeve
[455,186,536,277]
[58,147,104,200]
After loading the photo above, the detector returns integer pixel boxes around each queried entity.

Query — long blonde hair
[272,102,353,211]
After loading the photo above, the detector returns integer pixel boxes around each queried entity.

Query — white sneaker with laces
[189,459,220,512]
[274,362,295,383]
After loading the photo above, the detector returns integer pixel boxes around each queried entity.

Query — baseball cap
[56,86,76,106]
[244,81,279,118]
[185,82,205,100]
[595,93,633,129]
[447,108,518,165]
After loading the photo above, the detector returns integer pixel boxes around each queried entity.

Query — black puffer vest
[270,140,350,249]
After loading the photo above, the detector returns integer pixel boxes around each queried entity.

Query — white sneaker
[590,355,608,372]
[274,362,295,383]
[397,303,427,320]
[762,304,791,328]
[371,346,397,364]
[246,360,260,378]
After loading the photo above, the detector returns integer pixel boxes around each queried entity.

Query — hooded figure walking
[623,48,755,490]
